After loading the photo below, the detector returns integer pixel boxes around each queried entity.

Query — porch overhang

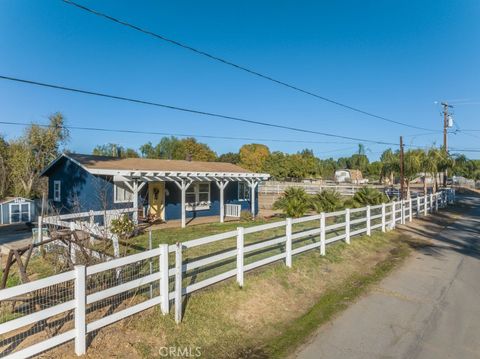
[102,169,269,228]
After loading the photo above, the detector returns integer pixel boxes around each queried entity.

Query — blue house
[40,153,269,227]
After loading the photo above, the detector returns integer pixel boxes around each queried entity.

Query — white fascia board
[88,168,270,180]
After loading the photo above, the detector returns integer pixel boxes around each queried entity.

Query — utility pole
[400,136,404,200]
[441,102,453,186]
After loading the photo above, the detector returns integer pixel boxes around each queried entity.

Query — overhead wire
[61,0,436,132]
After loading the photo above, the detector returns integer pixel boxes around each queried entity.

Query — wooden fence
[0,190,455,358]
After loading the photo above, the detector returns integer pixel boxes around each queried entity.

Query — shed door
[10,203,30,223]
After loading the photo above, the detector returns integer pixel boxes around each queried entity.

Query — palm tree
[273,187,311,218]
[380,149,399,185]
[311,189,343,213]
[352,187,388,206]
[403,149,423,198]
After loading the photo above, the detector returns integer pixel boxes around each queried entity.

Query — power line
[61,0,435,132]
[0,74,402,146]
[0,120,363,146]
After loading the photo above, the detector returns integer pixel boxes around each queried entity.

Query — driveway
[0,224,33,253]
[294,195,480,359]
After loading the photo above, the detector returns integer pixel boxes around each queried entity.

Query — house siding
[164,181,258,221]
[46,157,135,214]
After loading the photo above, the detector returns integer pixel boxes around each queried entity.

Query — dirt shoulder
[43,200,471,359]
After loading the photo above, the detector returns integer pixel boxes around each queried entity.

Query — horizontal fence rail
[0,189,455,358]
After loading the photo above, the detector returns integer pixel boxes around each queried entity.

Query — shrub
[352,187,388,206]
[110,214,135,239]
[273,187,311,218]
[310,190,343,213]
[240,210,253,222]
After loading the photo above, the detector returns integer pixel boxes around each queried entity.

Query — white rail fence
[39,208,136,258]
[0,190,455,358]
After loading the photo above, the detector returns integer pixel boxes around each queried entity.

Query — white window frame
[238,182,250,201]
[114,182,134,203]
[9,201,31,223]
[53,180,61,202]
[185,182,211,211]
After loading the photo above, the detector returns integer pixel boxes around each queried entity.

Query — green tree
[239,144,270,172]
[177,137,217,161]
[93,143,139,158]
[8,113,69,197]
[403,149,423,198]
[0,135,8,198]
[217,152,240,164]
[380,149,399,184]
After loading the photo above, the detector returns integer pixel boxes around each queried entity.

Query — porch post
[173,179,192,229]
[132,179,139,225]
[181,180,187,228]
[214,180,229,223]
[248,179,259,219]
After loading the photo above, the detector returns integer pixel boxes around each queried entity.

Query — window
[238,182,251,201]
[114,182,134,203]
[53,180,61,202]
[10,202,30,223]
[185,182,211,210]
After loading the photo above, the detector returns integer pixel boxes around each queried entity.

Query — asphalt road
[295,195,480,359]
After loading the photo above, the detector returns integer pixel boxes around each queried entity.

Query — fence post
[381,204,386,232]
[148,231,153,299]
[345,208,351,244]
[409,198,413,222]
[89,210,94,243]
[429,194,433,213]
[36,215,43,244]
[74,265,86,356]
[174,242,183,324]
[237,227,244,287]
[285,219,292,267]
[366,205,371,236]
[70,222,76,264]
[391,201,396,229]
[416,196,420,217]
[320,212,326,255]
[159,243,169,315]
[424,195,428,216]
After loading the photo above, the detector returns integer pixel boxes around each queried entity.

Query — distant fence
[0,190,455,358]
[259,181,380,196]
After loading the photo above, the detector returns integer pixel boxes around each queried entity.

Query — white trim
[113,181,134,204]
[185,182,211,211]
[237,181,250,201]
[53,180,61,202]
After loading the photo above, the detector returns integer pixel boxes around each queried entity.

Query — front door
[148,182,165,220]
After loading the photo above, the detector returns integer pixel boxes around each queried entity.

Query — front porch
[115,170,269,228]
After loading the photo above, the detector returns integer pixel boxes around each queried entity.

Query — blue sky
[1,0,479,159]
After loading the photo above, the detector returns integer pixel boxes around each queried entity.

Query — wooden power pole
[441,102,453,186]
[400,136,405,200]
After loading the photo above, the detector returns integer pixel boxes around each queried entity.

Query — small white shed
[0,197,36,225]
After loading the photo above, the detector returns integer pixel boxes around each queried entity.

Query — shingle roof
[66,153,255,174]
